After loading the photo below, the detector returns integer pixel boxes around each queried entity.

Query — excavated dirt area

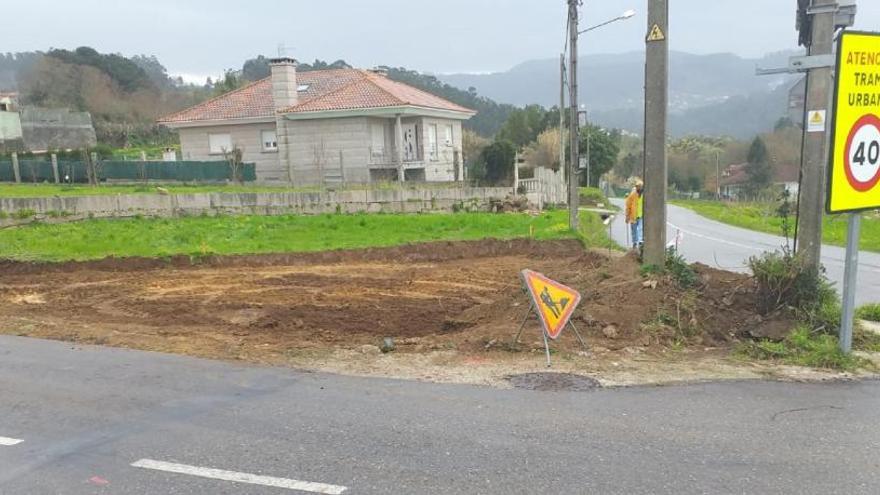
[0,239,864,386]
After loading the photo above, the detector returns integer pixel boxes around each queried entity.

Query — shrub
[14,208,36,220]
[666,248,698,289]
[578,187,608,207]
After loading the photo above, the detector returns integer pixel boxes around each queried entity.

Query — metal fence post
[51,153,60,184]
[11,152,20,183]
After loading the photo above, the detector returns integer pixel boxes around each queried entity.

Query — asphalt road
[2,335,880,494]
[607,199,880,305]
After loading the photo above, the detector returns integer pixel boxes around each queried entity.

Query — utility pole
[643,0,669,266]
[715,151,721,199]
[560,54,566,184]
[796,0,836,269]
[568,0,580,232]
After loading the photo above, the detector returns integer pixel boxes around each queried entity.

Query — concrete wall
[279,117,372,186]
[177,121,281,181]
[0,111,23,141]
[19,107,97,152]
[0,187,515,225]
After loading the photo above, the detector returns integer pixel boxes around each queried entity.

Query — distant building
[720,162,800,199]
[158,58,476,184]
[0,93,98,153]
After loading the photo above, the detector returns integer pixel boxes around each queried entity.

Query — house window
[208,133,232,154]
[428,124,438,160]
[444,125,453,146]
[370,123,386,156]
[261,129,278,152]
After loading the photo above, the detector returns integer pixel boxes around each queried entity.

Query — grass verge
[671,199,880,252]
[857,303,880,322]
[0,211,581,262]
[735,326,873,372]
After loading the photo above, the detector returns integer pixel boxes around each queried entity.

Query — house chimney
[269,57,298,111]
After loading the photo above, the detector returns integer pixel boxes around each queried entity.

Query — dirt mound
[0,239,794,367]
[455,252,789,353]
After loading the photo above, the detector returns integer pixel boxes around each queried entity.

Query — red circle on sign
[844,114,880,192]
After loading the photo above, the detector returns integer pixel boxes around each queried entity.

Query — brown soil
[0,239,817,385]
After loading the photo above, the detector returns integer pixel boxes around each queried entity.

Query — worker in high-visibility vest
[625,179,644,250]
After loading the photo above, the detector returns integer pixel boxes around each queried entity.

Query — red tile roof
[159,69,475,124]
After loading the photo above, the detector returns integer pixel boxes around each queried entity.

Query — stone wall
[0,187,515,226]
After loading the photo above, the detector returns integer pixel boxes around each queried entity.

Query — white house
[158,58,476,185]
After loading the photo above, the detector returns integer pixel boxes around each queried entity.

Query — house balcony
[367,147,426,169]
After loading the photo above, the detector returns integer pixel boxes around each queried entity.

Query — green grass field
[672,199,880,253]
[0,210,609,262]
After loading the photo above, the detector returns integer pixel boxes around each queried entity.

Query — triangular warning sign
[521,269,582,340]
[810,112,823,124]
[647,24,666,42]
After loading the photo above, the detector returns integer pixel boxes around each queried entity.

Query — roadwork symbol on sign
[521,270,581,340]
[827,31,880,214]
[647,24,665,42]
[515,270,588,367]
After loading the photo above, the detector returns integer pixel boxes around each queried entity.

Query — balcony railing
[368,147,424,166]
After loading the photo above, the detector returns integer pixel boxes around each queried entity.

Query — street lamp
[579,9,637,35]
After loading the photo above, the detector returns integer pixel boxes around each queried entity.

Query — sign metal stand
[513,269,588,367]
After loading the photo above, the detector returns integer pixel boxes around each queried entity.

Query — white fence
[519,167,566,208]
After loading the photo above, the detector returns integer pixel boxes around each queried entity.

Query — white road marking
[130,459,347,494]
[0,437,24,446]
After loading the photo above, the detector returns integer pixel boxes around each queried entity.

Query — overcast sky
[5,0,880,81]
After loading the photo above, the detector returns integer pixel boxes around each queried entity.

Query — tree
[462,129,490,166]
[480,140,517,185]
[242,55,271,81]
[523,127,561,170]
[496,105,548,148]
[578,125,620,186]
[745,136,772,193]
[213,70,244,96]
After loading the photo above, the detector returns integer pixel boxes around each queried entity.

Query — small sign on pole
[513,269,587,367]
[827,31,880,352]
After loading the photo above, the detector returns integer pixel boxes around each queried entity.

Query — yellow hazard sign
[647,24,665,42]
[520,269,581,340]
[828,31,880,214]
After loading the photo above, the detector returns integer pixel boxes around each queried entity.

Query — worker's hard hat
[634,178,644,187]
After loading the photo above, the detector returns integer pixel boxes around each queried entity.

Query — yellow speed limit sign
[828,31,880,214]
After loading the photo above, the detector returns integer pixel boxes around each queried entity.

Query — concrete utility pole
[568,0,580,232]
[643,0,669,266]
[797,0,836,269]
[560,54,566,184]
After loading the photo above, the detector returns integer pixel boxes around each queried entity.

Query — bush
[666,248,698,289]
[856,303,880,322]
[748,249,837,323]
[578,187,608,207]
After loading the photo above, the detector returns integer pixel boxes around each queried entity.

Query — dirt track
[1,239,831,386]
